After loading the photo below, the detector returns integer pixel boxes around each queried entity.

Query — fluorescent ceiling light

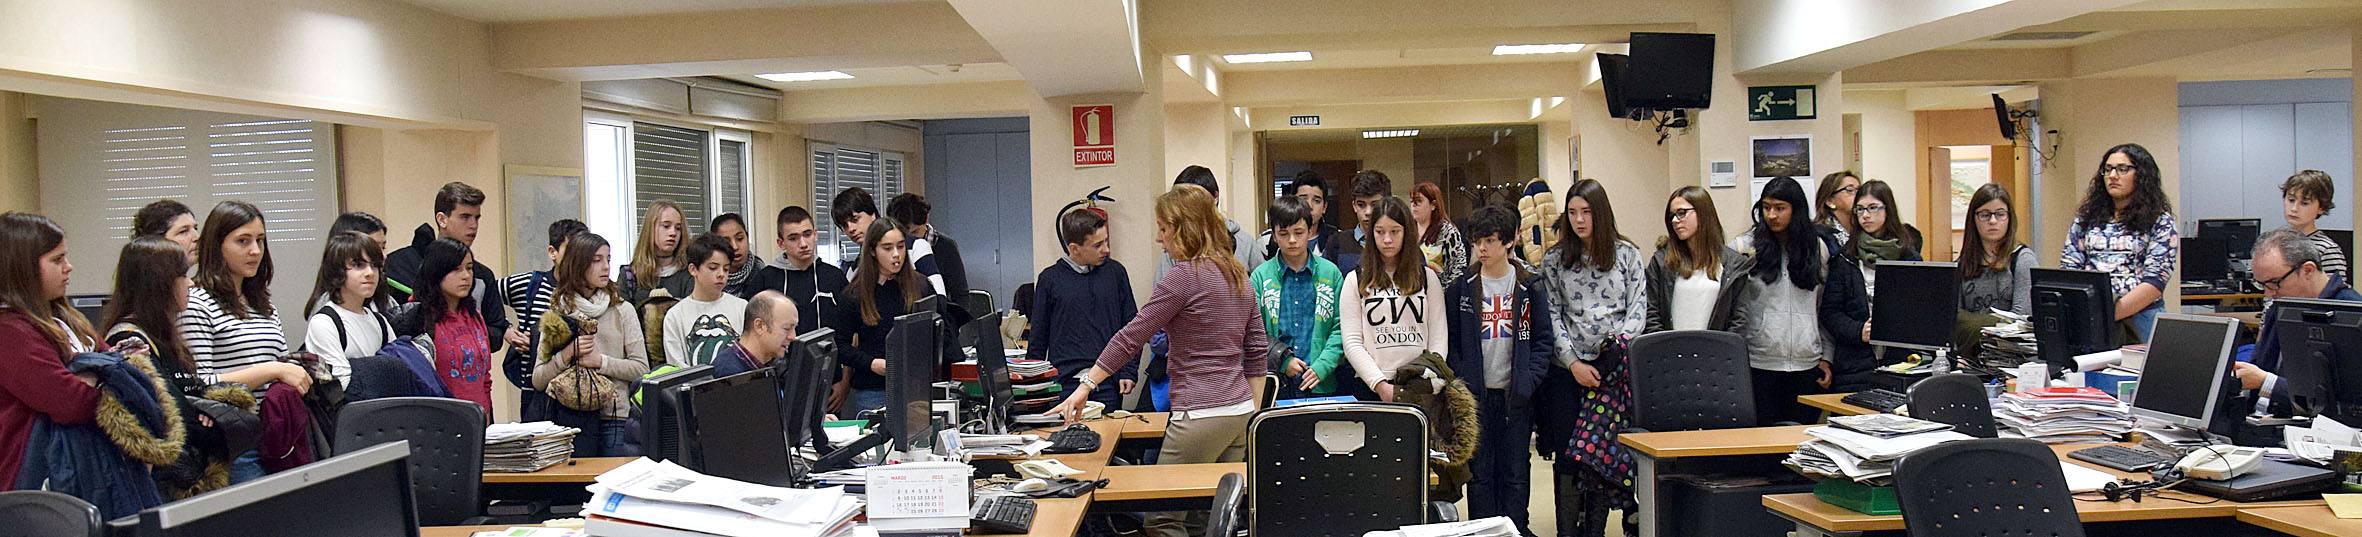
[755,70,855,82]
[1222,51,1312,64]
[1493,43,1587,56]
[1362,129,1419,139]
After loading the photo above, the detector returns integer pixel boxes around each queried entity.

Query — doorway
[1926,144,2021,260]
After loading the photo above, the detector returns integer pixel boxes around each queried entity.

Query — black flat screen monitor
[2325,229,2354,258]
[683,368,796,487]
[138,442,417,537]
[1596,52,1633,119]
[784,327,838,455]
[2127,314,2239,430]
[638,365,714,466]
[2198,219,2262,261]
[885,310,941,453]
[2269,298,2362,422]
[2032,268,2116,375]
[961,310,1011,434]
[2182,236,2230,282]
[1869,261,1959,350]
[1624,32,1715,110]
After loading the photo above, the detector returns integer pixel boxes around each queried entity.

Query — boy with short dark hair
[664,234,750,367]
[1250,196,1345,399]
[1029,208,1138,406]
[504,219,587,422]
[745,206,851,408]
[885,193,970,300]
[387,181,511,352]
[1444,204,1556,534]
[831,188,879,257]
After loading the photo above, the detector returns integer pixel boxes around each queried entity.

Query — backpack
[309,304,393,357]
[638,289,681,367]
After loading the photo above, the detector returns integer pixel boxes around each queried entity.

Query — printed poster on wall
[1072,104,1115,167]
[1749,135,1815,202]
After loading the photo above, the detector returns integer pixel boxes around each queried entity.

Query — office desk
[1760,442,2326,536]
[1800,393,1878,418]
[1096,462,1237,502]
[482,457,633,485]
[1121,412,1169,440]
[421,525,515,537]
[2236,505,2362,537]
[1619,424,1814,537]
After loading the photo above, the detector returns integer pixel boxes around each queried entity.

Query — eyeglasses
[1668,207,1697,222]
[1975,210,2011,222]
[2102,164,2138,176]
[2256,262,2308,292]
[1853,204,1887,216]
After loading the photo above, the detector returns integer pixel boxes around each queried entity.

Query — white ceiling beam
[487,3,1000,81]
[1223,62,1581,107]
[1734,0,2143,75]
[948,0,1146,97]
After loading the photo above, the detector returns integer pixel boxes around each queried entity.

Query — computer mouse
[1014,478,1051,493]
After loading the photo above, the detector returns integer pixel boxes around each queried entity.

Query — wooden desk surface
[1800,393,1878,417]
[1097,462,1240,502]
[1761,443,2327,533]
[481,457,633,484]
[1120,412,1169,440]
[420,525,515,537]
[1617,424,1814,459]
[2236,506,2362,537]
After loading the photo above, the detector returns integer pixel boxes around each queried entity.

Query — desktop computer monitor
[638,365,715,465]
[2326,229,2355,258]
[68,294,107,324]
[2182,236,2231,283]
[2198,218,2262,261]
[1868,261,1959,351]
[2032,268,2116,375]
[2269,298,2362,422]
[885,309,942,453]
[138,441,417,537]
[960,310,1011,433]
[2127,314,2239,430]
[683,368,796,486]
[783,327,838,455]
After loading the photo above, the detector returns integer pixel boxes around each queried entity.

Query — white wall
[1846,89,1919,222]
[2178,79,2355,234]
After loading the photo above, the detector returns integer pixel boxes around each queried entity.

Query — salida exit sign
[1072,104,1115,167]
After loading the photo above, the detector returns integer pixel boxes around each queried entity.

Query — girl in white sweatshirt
[1341,194,1448,402]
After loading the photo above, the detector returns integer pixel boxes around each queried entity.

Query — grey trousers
[1144,411,1251,537]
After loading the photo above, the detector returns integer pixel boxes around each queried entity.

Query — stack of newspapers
[580,458,863,537]
[484,422,579,473]
[1784,415,1974,485]
[1996,387,2132,443]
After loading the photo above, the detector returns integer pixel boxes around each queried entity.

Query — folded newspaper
[1785,421,1974,484]
[2285,416,2362,466]
[582,458,862,537]
[1362,516,1521,537]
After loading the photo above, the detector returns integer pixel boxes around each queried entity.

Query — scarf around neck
[1858,235,1907,264]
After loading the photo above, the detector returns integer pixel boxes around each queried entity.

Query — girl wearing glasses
[1814,171,1862,244]
[2062,143,2177,341]
[1644,186,1753,334]
[1844,180,1921,297]
[1959,184,2037,317]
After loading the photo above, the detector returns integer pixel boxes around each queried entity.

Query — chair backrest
[1203,472,1245,537]
[963,290,993,321]
[1247,403,1428,536]
[1259,373,1279,408]
[0,491,99,537]
[1907,373,1998,438]
[333,397,486,526]
[1626,330,1757,431]
[1894,438,2085,537]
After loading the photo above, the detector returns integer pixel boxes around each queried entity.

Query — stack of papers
[2283,416,2362,465]
[484,421,580,473]
[1785,422,1975,485]
[1829,414,1954,438]
[1995,387,2133,443]
[1974,312,2039,373]
[1363,516,1522,537]
[583,458,862,537]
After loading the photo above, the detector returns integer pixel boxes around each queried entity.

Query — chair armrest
[1429,501,1460,523]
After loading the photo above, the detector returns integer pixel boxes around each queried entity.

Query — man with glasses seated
[2232,228,2362,407]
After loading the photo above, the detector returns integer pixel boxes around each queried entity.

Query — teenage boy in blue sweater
[1028,209,1139,407]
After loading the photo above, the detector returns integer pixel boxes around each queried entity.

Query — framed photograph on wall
[504,164,586,274]
[1748,135,1814,202]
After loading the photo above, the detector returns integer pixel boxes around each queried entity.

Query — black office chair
[1626,330,1758,431]
[963,290,993,321]
[1893,438,2085,537]
[1203,472,1244,537]
[1258,373,1280,408]
[333,397,489,526]
[0,491,100,537]
[1907,373,1998,438]
[1247,402,1441,536]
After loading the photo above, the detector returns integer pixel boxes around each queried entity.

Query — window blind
[716,139,748,221]
[632,121,710,227]
[33,96,338,338]
[809,143,906,264]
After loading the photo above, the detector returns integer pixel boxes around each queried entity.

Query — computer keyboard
[1043,423,1101,454]
[2069,445,2175,472]
[1841,389,1909,413]
[971,495,1037,533]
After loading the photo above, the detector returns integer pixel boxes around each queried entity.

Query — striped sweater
[179,287,288,385]
[1093,259,1268,412]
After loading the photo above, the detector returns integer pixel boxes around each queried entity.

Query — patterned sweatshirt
[2060,213,2178,300]
[1542,241,1648,367]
